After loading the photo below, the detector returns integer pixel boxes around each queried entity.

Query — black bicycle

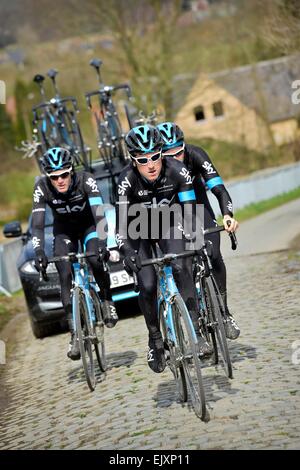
[47,69,91,170]
[86,58,132,166]
[32,71,90,171]
[195,225,238,379]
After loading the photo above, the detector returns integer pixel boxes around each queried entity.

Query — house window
[212,101,224,117]
[194,105,205,121]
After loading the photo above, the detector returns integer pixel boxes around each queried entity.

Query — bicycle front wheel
[73,286,96,391]
[159,301,187,403]
[90,287,107,373]
[204,276,233,379]
[172,295,209,421]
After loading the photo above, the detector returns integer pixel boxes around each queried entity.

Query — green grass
[189,138,295,180]
[0,170,36,224]
[234,187,300,223]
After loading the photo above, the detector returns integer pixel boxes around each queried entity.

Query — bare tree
[90,0,182,119]
[264,0,300,54]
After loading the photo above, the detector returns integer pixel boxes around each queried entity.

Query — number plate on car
[110,270,133,287]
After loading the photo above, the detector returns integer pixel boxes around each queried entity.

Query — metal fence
[0,238,22,296]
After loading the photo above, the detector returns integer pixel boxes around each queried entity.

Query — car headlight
[20,261,58,275]
[109,249,120,263]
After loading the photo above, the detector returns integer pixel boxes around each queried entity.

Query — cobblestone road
[0,250,299,450]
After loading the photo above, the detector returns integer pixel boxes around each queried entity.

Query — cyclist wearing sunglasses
[116,125,213,374]
[31,147,118,360]
[157,122,240,340]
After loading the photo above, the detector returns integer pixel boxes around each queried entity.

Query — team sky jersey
[183,144,233,218]
[31,171,107,252]
[115,158,196,256]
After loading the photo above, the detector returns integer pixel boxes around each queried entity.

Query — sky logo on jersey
[56,202,87,214]
[118,177,132,196]
[86,178,99,193]
[227,201,233,212]
[179,167,193,185]
[202,161,216,174]
[32,236,41,249]
[33,186,44,203]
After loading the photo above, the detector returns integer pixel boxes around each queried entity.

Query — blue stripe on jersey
[178,189,196,202]
[206,177,224,189]
[89,196,103,206]
[83,231,98,250]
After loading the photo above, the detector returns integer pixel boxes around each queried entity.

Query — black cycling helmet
[125,125,163,157]
[157,122,184,150]
[41,147,73,174]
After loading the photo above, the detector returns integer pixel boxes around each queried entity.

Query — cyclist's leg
[54,232,80,359]
[83,227,118,328]
[83,228,111,300]
[135,239,165,373]
[204,207,240,339]
[204,207,227,298]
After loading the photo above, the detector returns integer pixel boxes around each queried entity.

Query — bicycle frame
[158,264,198,348]
[71,259,98,333]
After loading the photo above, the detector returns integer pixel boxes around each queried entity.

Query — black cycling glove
[123,253,142,275]
[34,249,48,272]
[98,247,110,263]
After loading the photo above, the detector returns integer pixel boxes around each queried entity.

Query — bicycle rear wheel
[73,286,96,391]
[172,295,209,421]
[90,287,107,373]
[204,276,233,379]
[197,279,218,364]
[159,301,187,403]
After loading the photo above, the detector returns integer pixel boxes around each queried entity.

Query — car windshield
[96,175,116,205]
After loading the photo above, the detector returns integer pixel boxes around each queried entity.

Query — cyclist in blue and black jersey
[31,147,118,360]
[115,125,213,374]
[157,122,240,340]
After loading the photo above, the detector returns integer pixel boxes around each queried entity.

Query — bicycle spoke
[205,277,233,378]
[173,296,209,421]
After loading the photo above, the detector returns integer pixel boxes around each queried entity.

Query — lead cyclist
[157,122,240,340]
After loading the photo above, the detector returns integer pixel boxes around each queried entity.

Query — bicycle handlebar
[132,224,237,291]
[203,222,237,250]
[85,83,131,105]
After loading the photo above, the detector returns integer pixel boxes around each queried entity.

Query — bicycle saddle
[90,58,103,69]
[33,74,45,83]
[47,69,58,79]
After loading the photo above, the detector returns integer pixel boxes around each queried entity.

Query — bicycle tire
[198,278,219,364]
[172,295,209,421]
[108,114,128,163]
[159,301,187,403]
[90,287,107,373]
[204,276,233,379]
[73,286,96,391]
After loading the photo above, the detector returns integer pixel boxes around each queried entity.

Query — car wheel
[30,319,58,339]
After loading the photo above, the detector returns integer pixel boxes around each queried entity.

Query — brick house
[175,55,300,151]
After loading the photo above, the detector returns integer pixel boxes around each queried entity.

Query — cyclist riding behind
[32,147,118,360]
[115,125,213,374]
[157,122,240,340]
